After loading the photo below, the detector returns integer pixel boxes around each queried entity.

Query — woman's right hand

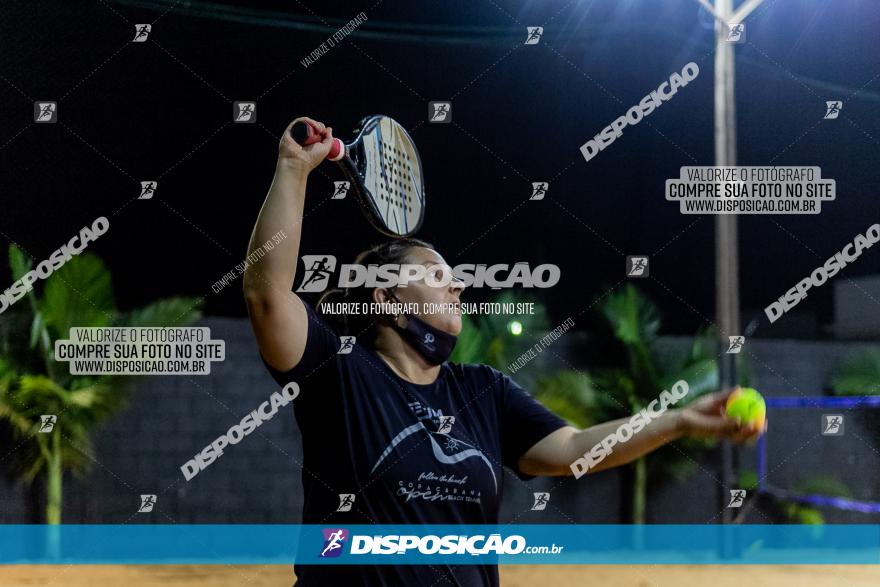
[278,116,335,173]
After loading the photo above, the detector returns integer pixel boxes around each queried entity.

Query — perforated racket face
[358,116,425,236]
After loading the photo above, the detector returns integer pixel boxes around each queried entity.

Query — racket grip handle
[290,121,344,161]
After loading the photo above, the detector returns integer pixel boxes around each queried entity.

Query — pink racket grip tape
[290,121,344,161]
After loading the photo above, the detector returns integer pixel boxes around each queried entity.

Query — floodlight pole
[713,0,739,526]
[698,0,764,523]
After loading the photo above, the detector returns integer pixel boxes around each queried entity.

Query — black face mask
[388,293,458,365]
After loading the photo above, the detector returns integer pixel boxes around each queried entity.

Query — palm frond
[17,374,68,407]
[588,368,637,419]
[599,284,661,347]
[830,349,880,395]
[450,313,487,364]
[665,358,719,405]
[41,253,116,340]
[0,404,37,436]
[121,296,203,328]
[533,370,598,429]
[8,244,33,282]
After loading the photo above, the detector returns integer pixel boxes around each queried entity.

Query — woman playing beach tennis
[243,117,764,587]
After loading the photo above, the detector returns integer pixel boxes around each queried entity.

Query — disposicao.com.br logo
[296,255,561,293]
[318,529,564,558]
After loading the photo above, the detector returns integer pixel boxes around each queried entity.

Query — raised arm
[243,117,334,371]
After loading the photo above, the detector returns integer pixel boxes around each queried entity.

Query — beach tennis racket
[290,115,425,237]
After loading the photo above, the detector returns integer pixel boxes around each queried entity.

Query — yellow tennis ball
[726,386,766,430]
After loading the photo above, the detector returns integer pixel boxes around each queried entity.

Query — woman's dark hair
[315,237,434,344]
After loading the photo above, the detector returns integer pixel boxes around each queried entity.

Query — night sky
[2,0,879,335]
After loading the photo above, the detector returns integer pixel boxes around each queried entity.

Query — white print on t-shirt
[396,482,482,504]
[417,471,468,485]
[370,421,498,494]
[407,400,443,425]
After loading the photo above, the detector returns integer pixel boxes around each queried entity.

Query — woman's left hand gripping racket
[291,115,425,237]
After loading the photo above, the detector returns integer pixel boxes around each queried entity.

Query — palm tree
[0,245,202,524]
[587,284,719,523]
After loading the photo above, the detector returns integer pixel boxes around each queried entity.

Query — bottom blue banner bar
[1,525,879,565]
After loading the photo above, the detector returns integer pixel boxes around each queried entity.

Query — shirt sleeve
[494,367,569,480]
[260,301,341,386]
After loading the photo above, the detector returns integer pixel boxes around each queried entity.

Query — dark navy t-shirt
[263,302,567,587]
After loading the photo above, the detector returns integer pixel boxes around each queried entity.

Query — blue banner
[1,525,879,564]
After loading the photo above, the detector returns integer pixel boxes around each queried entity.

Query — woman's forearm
[243,159,309,295]
[521,389,759,478]
[567,409,685,474]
